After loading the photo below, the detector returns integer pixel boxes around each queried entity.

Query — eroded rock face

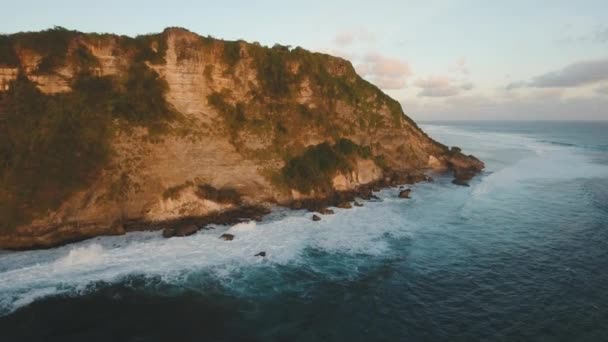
[0,27,484,249]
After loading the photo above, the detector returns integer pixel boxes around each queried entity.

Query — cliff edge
[0,27,483,249]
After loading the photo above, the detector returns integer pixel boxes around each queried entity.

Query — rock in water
[318,208,335,215]
[219,233,234,241]
[452,168,476,187]
[163,224,200,238]
[452,179,470,187]
[354,201,363,207]
[162,228,175,238]
[337,202,352,209]
[255,251,266,257]
[312,214,321,221]
[175,224,199,237]
[398,189,411,198]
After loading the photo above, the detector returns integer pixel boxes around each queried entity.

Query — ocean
[1,121,607,341]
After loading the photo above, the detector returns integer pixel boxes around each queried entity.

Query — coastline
[0,168,474,251]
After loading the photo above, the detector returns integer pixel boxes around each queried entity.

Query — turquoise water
[0,121,607,341]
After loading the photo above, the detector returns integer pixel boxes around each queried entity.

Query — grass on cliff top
[0,26,169,72]
[280,138,372,194]
[0,63,176,232]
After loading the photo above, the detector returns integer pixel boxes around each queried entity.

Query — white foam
[0,195,413,315]
[226,220,257,233]
[56,244,106,267]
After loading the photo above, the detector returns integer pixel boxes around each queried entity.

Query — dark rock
[312,214,321,221]
[318,207,335,215]
[452,167,476,186]
[370,194,381,201]
[450,146,462,154]
[255,251,266,257]
[162,224,199,238]
[219,233,234,241]
[398,189,411,198]
[162,228,175,238]
[452,179,470,187]
[354,201,363,207]
[337,202,352,209]
[175,224,199,237]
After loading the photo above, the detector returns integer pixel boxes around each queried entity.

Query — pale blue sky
[2,0,607,120]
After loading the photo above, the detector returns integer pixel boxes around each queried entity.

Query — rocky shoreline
[0,166,481,251]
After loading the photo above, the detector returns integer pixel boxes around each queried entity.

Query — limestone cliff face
[0,27,483,249]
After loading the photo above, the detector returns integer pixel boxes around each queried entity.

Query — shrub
[281,139,371,193]
[11,26,78,73]
[0,35,19,67]
[195,184,241,204]
[222,40,241,68]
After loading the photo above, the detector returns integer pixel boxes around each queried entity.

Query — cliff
[0,27,483,249]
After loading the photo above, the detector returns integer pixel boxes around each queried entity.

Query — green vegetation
[0,62,176,231]
[129,33,168,65]
[207,91,246,141]
[162,181,194,200]
[161,181,242,204]
[222,40,242,68]
[280,138,372,193]
[8,26,78,73]
[195,184,241,204]
[0,36,19,67]
[203,64,214,81]
[72,44,100,71]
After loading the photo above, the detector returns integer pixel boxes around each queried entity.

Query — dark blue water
[1,121,607,341]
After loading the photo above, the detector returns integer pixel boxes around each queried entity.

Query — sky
[1,0,607,121]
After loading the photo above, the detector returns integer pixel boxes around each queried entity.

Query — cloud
[333,32,355,46]
[596,84,608,95]
[593,27,608,43]
[449,57,469,75]
[332,29,375,47]
[355,53,412,89]
[508,58,608,89]
[414,76,473,97]
[403,92,608,121]
[559,26,608,44]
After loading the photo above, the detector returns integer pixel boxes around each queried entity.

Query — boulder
[255,251,266,257]
[162,224,199,238]
[162,228,175,238]
[337,202,352,209]
[312,214,321,221]
[219,233,234,241]
[176,224,199,237]
[318,208,335,215]
[398,189,411,198]
[354,201,363,207]
[452,168,476,187]
[452,179,470,187]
